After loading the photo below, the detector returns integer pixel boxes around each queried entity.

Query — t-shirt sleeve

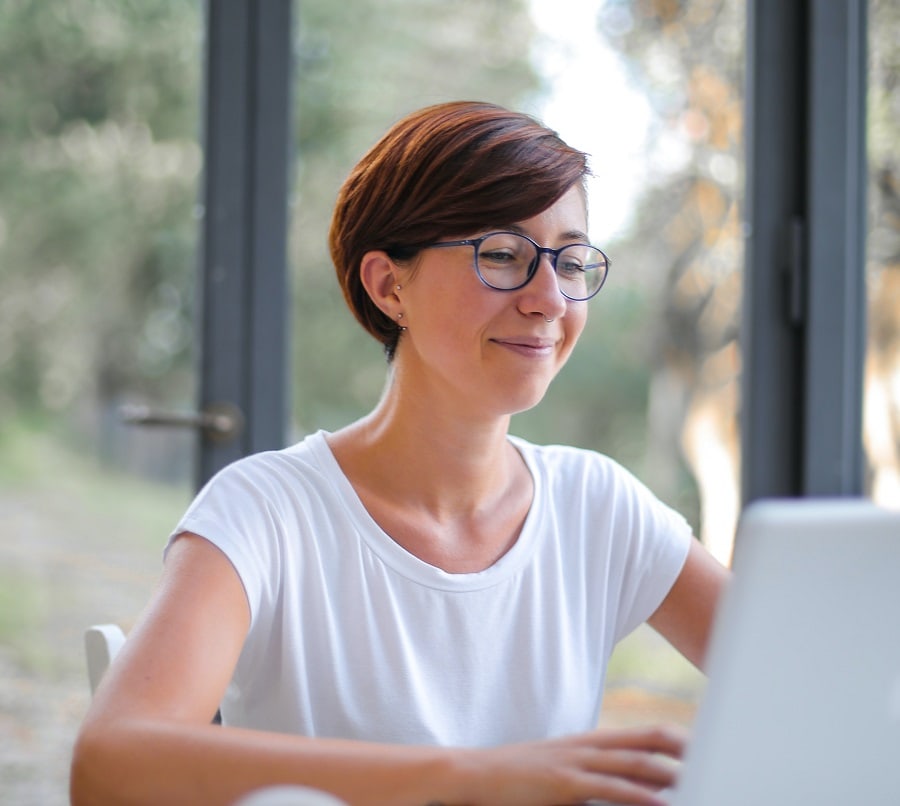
[165,456,283,629]
[604,463,693,643]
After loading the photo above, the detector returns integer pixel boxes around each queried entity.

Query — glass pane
[522,0,745,564]
[865,0,900,509]
[290,0,745,731]
[291,0,546,432]
[520,0,746,726]
[0,3,202,801]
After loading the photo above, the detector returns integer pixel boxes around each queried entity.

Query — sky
[527,0,652,244]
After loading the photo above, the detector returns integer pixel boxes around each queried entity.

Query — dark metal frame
[741,0,867,502]
[193,0,870,505]
[195,0,293,488]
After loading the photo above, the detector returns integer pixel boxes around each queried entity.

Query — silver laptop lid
[671,497,900,806]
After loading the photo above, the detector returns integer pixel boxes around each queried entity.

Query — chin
[503,383,553,416]
[481,362,562,416]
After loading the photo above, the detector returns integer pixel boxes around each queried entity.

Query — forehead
[512,185,588,239]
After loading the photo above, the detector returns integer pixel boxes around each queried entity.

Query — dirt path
[0,447,184,806]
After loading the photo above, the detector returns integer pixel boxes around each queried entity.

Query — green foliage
[0,0,549,448]
[1,0,752,476]
[0,570,50,673]
[0,1,201,417]
[0,419,188,680]
[290,0,544,432]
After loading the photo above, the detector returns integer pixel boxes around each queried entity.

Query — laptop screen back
[671,498,900,806]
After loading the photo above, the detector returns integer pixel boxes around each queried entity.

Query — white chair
[233,786,348,806]
[84,623,127,694]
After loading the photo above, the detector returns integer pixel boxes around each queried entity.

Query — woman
[71,101,729,805]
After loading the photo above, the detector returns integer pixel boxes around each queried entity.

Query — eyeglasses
[418,231,610,302]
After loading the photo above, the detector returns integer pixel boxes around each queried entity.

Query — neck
[330,356,523,514]
[326,368,535,572]
[338,384,516,518]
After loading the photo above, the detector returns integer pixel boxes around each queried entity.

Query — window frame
[194,0,871,504]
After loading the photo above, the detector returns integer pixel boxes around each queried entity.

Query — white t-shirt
[170,430,691,747]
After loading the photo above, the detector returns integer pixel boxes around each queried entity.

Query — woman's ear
[359,250,403,320]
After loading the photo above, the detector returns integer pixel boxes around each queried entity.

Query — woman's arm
[71,534,686,806]
[646,538,731,671]
[70,534,463,805]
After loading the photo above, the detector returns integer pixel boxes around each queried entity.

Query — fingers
[566,726,687,804]
[585,747,679,783]
[578,773,673,806]
[590,724,689,759]
[467,726,687,806]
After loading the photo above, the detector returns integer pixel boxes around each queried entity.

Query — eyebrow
[505,223,591,244]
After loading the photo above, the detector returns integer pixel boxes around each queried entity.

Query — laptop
[668,497,900,806]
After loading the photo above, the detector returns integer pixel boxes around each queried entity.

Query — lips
[490,336,557,357]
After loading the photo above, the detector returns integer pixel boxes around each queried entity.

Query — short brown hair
[328,101,590,359]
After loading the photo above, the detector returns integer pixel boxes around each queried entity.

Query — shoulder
[170,431,346,624]
[511,435,691,539]
[509,435,650,496]
[172,430,343,555]
[195,430,334,503]
[510,435,608,470]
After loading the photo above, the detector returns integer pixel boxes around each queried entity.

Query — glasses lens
[474,233,535,290]
[556,245,608,301]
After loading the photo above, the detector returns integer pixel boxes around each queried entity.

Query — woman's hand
[453,725,686,806]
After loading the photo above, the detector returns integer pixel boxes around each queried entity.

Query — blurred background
[1,1,897,803]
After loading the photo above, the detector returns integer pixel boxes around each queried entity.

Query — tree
[290,0,541,432]
[0,0,201,419]
[592,0,900,558]
[865,0,900,505]
[0,0,541,451]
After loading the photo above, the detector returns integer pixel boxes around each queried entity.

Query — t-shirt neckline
[306,429,545,592]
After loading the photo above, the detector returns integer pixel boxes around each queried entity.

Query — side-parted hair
[328,101,591,359]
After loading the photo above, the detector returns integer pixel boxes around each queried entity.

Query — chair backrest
[84,623,127,695]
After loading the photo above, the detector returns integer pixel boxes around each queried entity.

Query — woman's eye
[480,249,520,266]
[557,259,585,276]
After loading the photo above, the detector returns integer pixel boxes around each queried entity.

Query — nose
[517,253,567,321]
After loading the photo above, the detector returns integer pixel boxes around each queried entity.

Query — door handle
[120,401,244,444]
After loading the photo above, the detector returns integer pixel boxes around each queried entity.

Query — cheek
[564,306,588,346]
[404,286,476,356]
[415,271,498,335]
